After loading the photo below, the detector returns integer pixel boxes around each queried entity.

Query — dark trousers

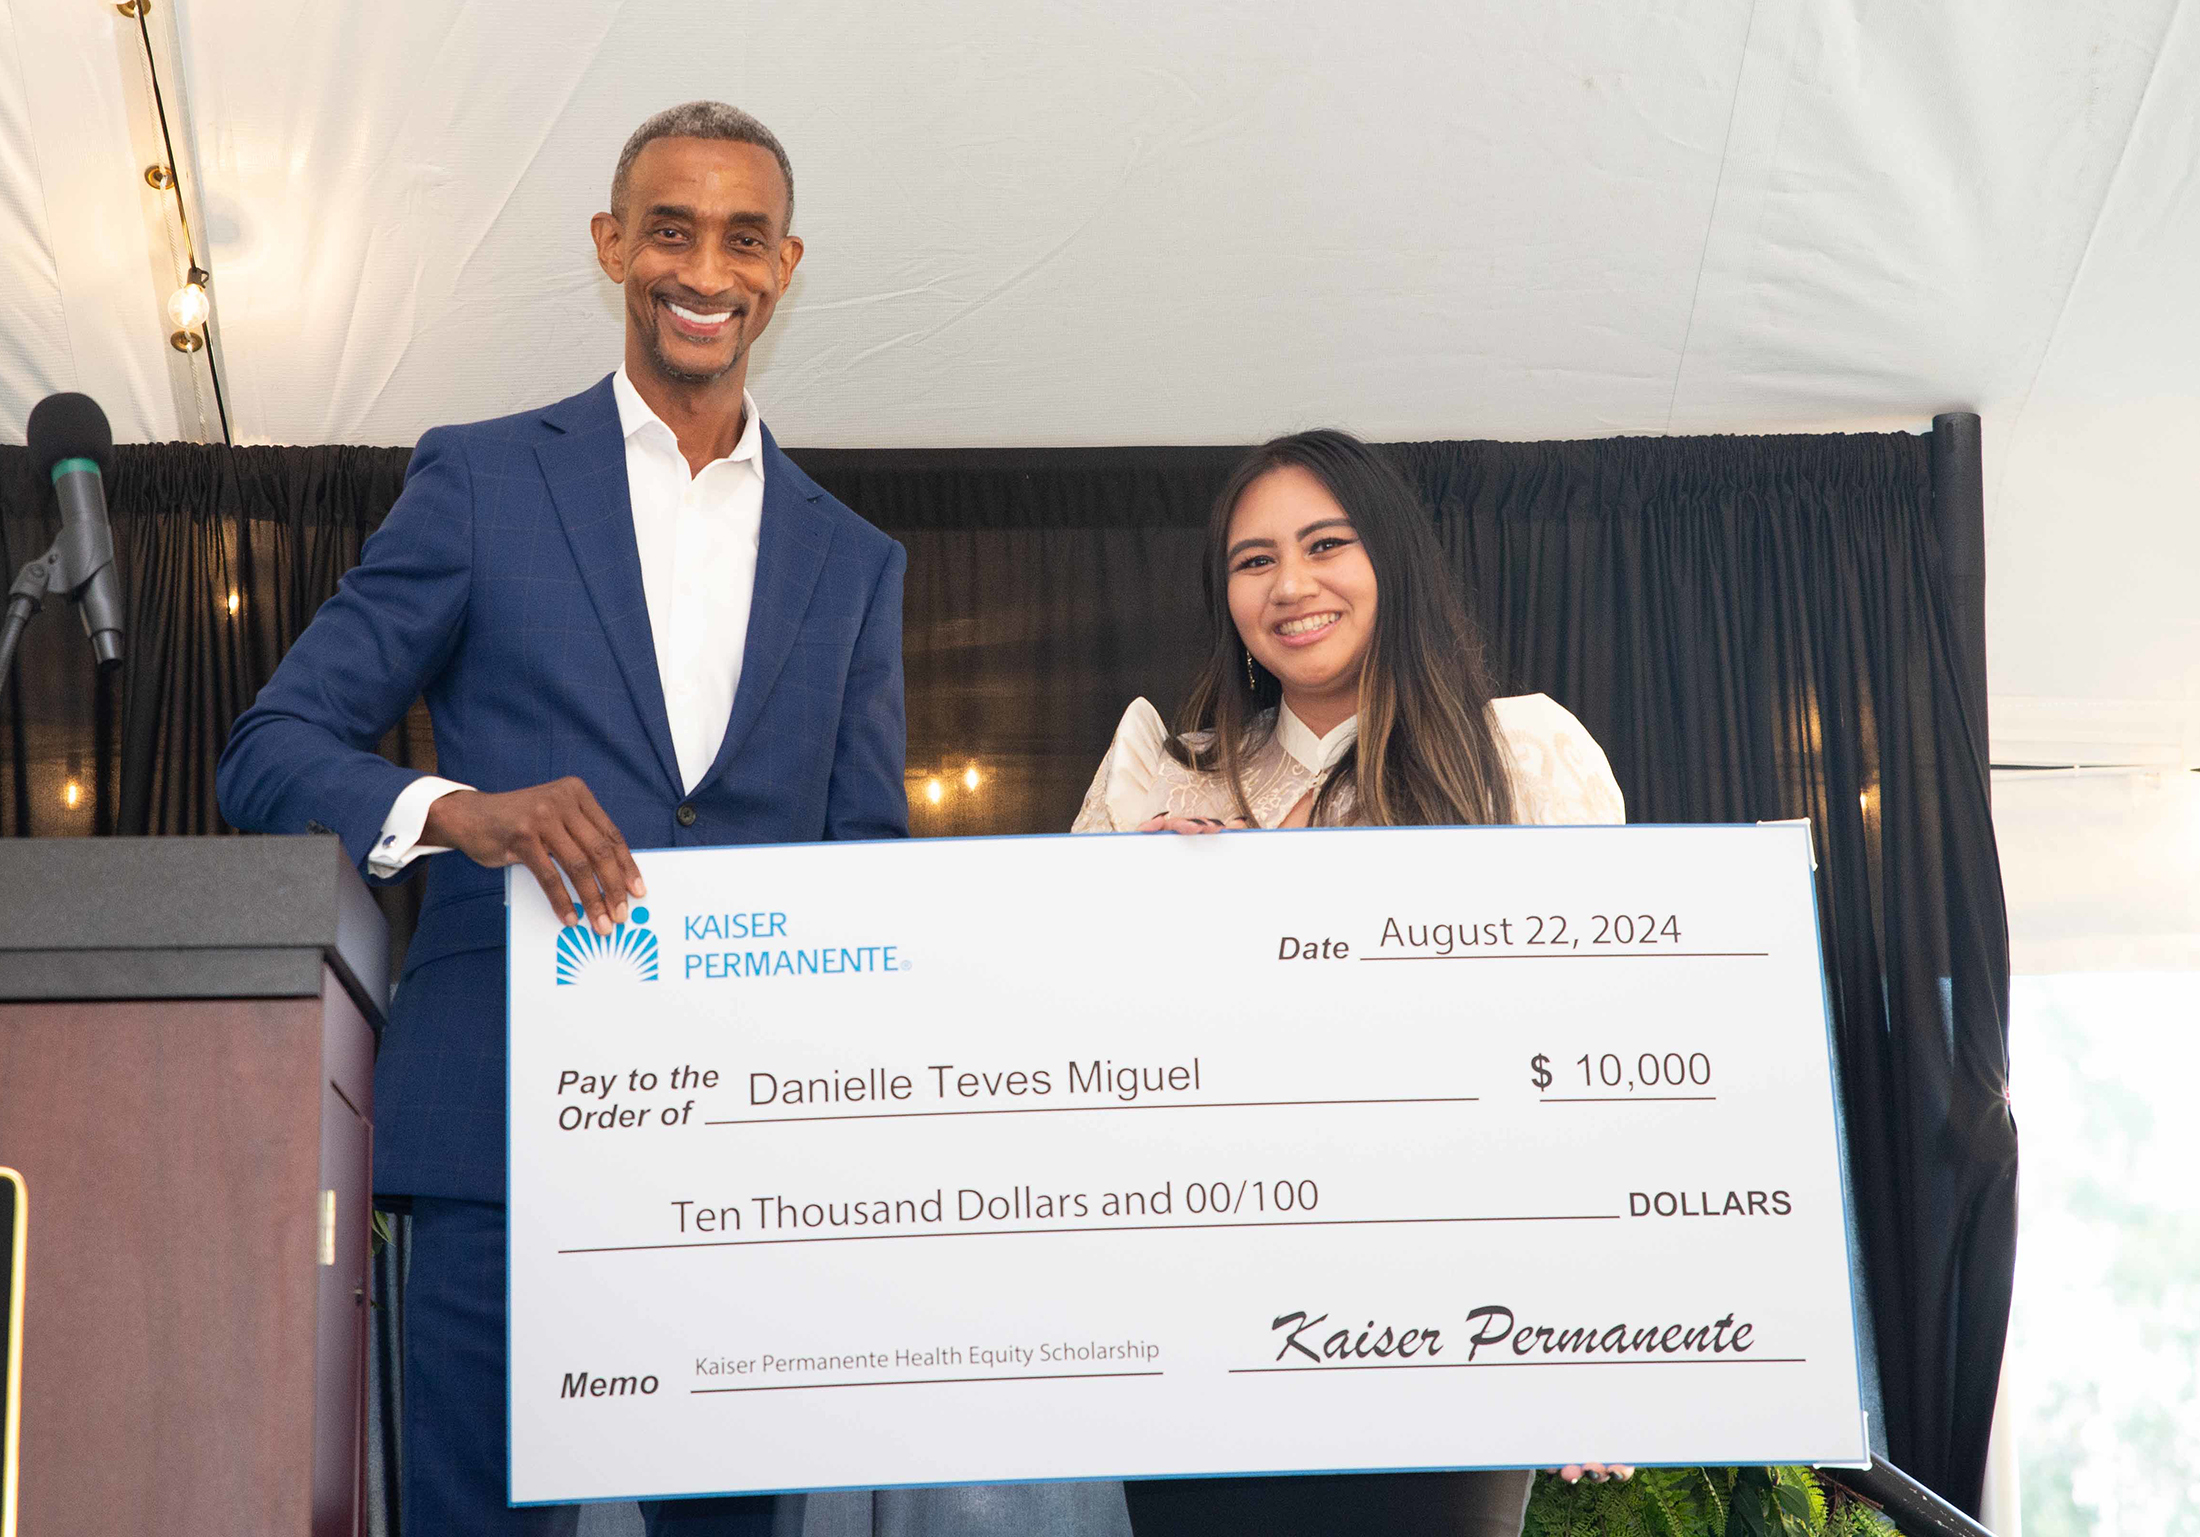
[403,1197,783,1536]
[1124,1469,1535,1537]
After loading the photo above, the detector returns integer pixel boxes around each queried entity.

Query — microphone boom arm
[0,457,127,694]
[0,521,118,697]
[0,547,60,696]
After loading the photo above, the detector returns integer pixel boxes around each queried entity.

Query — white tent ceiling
[2,0,2195,769]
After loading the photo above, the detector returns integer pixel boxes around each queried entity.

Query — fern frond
[1635,1469,1706,1537]
[1523,1473,1567,1537]
[1526,1470,1604,1537]
[1697,1467,1731,1531]
[1771,1466,1829,1533]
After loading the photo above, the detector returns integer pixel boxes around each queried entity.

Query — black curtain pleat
[0,428,2014,1515]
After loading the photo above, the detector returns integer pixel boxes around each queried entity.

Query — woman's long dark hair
[1169,430,1516,827]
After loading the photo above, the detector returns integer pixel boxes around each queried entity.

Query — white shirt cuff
[368,776,473,876]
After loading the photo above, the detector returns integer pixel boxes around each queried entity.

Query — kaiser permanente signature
[1250,1307,1784,1371]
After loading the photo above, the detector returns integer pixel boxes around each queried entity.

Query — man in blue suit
[218,102,905,1534]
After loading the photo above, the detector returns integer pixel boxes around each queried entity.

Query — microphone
[24,392,123,668]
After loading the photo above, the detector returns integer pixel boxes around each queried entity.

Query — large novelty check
[507,824,1868,1505]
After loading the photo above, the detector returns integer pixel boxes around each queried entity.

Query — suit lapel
[696,427,833,791]
[535,378,684,798]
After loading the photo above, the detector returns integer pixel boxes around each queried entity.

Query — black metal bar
[1930,412,1989,797]
[1820,1454,1997,1537]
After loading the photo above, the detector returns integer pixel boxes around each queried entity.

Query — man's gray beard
[642,325,744,387]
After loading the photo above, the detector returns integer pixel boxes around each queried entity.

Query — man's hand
[423,779,646,935]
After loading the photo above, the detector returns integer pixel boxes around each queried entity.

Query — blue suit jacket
[217,377,908,1201]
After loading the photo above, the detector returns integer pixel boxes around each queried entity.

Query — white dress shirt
[368,370,767,876]
[1072,694,1626,831]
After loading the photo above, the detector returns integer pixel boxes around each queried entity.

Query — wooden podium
[0,837,385,1536]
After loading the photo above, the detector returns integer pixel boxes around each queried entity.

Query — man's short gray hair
[611,101,795,231]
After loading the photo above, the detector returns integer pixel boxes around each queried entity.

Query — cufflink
[382,835,396,846]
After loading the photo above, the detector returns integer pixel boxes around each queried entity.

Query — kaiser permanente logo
[555,907,660,986]
[555,905,904,986]
[679,908,902,981]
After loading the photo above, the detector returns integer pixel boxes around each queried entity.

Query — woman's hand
[1137,813,1251,834]
[1555,1463,1635,1483]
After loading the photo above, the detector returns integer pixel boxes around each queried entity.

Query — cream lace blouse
[1071,693,1625,831]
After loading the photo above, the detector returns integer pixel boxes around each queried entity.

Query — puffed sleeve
[1071,698,1173,832]
[1491,694,1627,825]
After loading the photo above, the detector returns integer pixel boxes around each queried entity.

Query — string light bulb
[924,778,944,805]
[963,764,981,792]
[168,279,209,330]
[225,590,240,616]
[63,780,83,810]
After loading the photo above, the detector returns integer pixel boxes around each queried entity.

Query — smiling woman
[1224,463,1380,737]
[1176,431,1522,830]
[1073,430,1623,836]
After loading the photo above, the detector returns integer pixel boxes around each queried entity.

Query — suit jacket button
[676,804,698,827]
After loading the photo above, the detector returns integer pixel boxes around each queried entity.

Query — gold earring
[1245,650,1258,692]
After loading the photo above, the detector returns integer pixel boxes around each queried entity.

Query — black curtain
[0,429,2015,1514]
[0,442,434,948]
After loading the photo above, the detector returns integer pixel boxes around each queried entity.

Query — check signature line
[705,1096,1480,1128]
[693,1370,1163,1395]
[1229,1358,1806,1373]
[1360,952,1769,961]
[560,1213,1620,1256]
